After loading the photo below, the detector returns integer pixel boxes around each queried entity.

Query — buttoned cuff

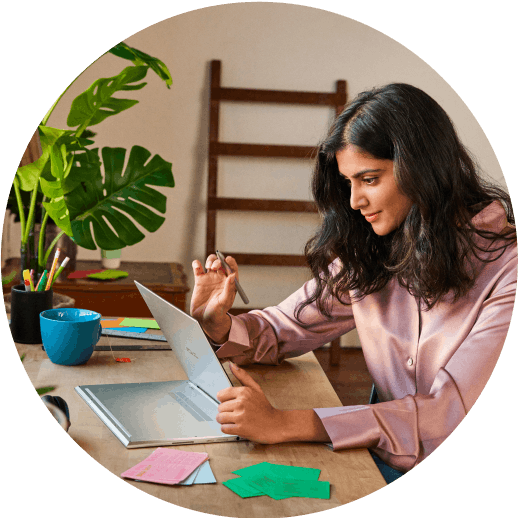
[209,314,253,359]
[314,405,380,451]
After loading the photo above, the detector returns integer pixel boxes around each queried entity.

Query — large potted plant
[10,42,175,277]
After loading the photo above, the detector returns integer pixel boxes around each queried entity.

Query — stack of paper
[222,462,330,500]
[121,448,216,486]
[101,317,161,334]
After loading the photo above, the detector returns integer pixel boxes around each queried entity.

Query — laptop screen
[134,282,232,400]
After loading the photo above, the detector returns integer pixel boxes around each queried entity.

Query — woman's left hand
[216,363,286,444]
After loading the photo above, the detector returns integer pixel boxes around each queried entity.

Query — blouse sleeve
[213,276,356,365]
[314,258,517,472]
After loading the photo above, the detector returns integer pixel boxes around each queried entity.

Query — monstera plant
[11,42,174,274]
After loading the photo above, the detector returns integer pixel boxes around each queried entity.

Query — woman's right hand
[190,254,239,344]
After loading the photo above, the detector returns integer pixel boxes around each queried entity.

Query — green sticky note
[87,269,128,280]
[246,475,291,500]
[120,318,160,329]
[231,462,270,478]
[233,462,320,481]
[223,478,264,498]
[274,480,331,499]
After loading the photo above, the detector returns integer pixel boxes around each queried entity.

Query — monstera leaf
[109,42,172,88]
[67,65,149,129]
[65,145,174,250]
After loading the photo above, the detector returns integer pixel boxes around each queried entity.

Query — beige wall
[2,3,509,345]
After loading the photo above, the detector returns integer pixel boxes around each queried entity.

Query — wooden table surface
[15,332,385,517]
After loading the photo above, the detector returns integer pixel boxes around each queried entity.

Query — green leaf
[2,270,16,285]
[109,42,172,88]
[39,131,103,236]
[50,141,65,179]
[16,152,48,191]
[66,65,149,128]
[36,386,55,396]
[66,145,174,250]
[62,148,101,193]
[42,194,72,236]
[15,126,70,191]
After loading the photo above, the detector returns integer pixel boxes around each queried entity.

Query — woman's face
[336,145,413,236]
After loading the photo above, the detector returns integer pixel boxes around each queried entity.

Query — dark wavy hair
[297,83,515,319]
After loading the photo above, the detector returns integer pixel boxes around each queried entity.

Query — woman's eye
[363,177,377,185]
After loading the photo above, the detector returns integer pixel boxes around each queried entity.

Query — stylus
[216,250,249,305]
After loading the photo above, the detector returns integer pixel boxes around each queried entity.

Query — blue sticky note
[104,327,148,333]
[178,461,216,485]
[179,465,202,486]
[193,461,216,484]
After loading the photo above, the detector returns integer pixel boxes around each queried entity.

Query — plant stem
[75,120,90,139]
[41,54,109,127]
[22,182,40,245]
[43,229,65,266]
[41,82,74,126]
[38,211,50,270]
[12,179,26,239]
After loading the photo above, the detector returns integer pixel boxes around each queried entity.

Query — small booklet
[121,448,209,485]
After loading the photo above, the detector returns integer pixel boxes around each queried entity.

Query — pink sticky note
[121,448,209,485]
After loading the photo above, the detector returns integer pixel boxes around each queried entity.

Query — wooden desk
[15,333,385,516]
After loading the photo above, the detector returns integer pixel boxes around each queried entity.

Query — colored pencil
[36,270,48,292]
[50,257,69,287]
[29,269,35,291]
[23,270,32,291]
[46,248,60,290]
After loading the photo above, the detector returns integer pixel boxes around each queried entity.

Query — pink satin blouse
[213,202,517,472]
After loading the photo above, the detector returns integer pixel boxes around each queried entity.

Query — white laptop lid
[134,281,232,399]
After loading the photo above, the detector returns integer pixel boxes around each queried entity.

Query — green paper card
[87,269,128,280]
[274,480,331,499]
[232,462,321,481]
[120,318,160,329]
[223,478,264,498]
[246,475,291,500]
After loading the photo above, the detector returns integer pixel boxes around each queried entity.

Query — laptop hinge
[188,381,220,406]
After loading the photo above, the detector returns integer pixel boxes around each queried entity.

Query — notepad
[120,318,160,329]
[121,448,208,485]
[180,460,217,485]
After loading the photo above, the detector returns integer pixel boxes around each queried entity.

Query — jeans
[370,452,405,484]
[369,386,405,484]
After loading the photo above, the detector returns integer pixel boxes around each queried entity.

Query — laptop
[75,281,240,448]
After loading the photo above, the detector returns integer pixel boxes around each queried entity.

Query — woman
[190,83,517,483]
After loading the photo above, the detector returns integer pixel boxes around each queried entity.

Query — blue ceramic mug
[40,308,102,366]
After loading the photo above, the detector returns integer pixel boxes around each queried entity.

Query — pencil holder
[10,284,54,344]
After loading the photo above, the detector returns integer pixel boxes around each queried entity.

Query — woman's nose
[350,186,367,211]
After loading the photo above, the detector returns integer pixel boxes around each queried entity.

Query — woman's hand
[190,254,239,343]
[216,363,287,444]
[217,363,332,444]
